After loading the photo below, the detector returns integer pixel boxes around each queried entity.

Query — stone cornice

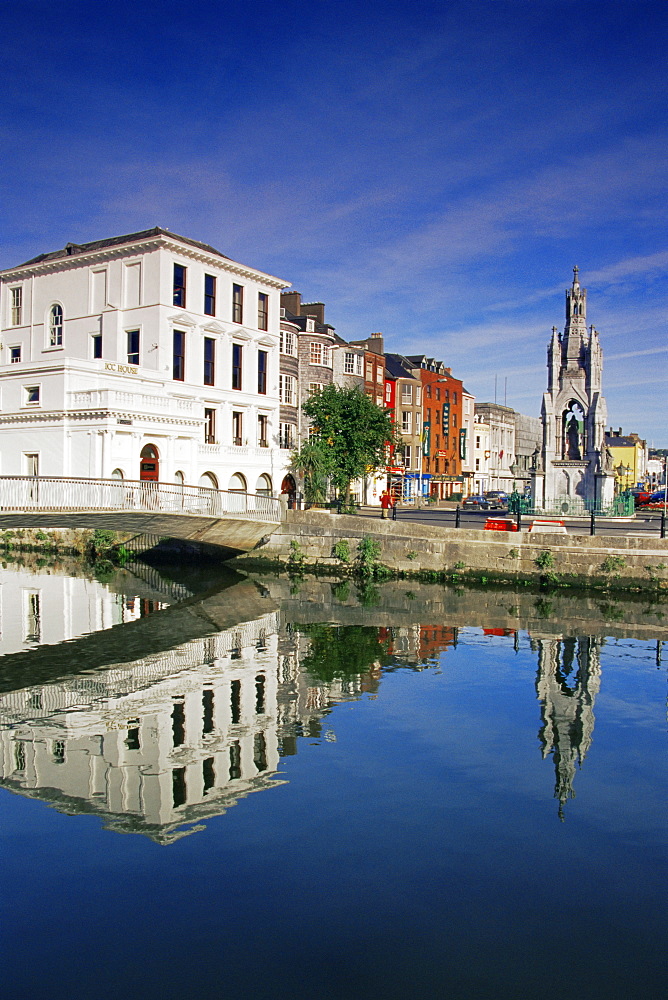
[0,409,200,428]
[0,233,290,289]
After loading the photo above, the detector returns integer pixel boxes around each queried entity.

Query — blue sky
[1,0,666,443]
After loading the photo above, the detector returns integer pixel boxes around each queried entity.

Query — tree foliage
[297,624,391,682]
[292,384,394,501]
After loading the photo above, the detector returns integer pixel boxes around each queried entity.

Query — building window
[233,283,243,324]
[24,385,40,406]
[476,435,481,448]
[49,304,63,347]
[355,355,363,376]
[416,413,421,436]
[257,350,267,394]
[402,411,412,434]
[436,409,440,425]
[258,414,268,447]
[204,337,215,386]
[365,363,373,381]
[376,367,383,384]
[204,274,216,316]
[173,330,185,381]
[426,384,432,398]
[10,287,22,326]
[232,343,243,390]
[475,458,480,471]
[453,413,457,428]
[280,330,296,356]
[173,264,186,307]
[416,386,422,405]
[24,592,41,643]
[279,374,295,405]
[279,423,294,449]
[232,411,243,446]
[401,384,412,403]
[344,352,355,375]
[24,452,39,476]
[404,445,412,469]
[310,342,323,365]
[258,293,268,331]
[436,387,441,401]
[127,330,140,366]
[309,382,324,395]
[453,391,458,404]
[204,407,216,444]
[10,346,21,364]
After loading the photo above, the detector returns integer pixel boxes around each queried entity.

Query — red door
[140,444,159,482]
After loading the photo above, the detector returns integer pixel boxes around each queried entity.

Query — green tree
[292,438,329,504]
[292,384,395,504]
[297,624,391,681]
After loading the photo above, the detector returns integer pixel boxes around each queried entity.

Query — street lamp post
[616,463,631,493]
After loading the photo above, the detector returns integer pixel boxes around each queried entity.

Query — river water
[0,558,666,1000]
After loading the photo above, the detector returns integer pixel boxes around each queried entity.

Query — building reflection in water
[532,634,602,820]
[0,559,610,839]
[0,613,384,843]
[0,562,172,656]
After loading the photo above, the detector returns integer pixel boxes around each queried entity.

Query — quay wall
[237,510,668,591]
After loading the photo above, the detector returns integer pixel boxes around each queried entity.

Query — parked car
[642,489,668,508]
[629,488,651,508]
[483,491,508,509]
[462,494,492,510]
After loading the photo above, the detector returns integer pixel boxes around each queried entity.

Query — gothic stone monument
[532,267,615,511]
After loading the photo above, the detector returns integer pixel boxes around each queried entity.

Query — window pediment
[201,320,227,335]
[169,312,197,327]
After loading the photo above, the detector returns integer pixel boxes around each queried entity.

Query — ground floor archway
[140,444,159,482]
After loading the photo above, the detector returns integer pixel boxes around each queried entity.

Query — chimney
[280,291,302,316]
[302,302,325,326]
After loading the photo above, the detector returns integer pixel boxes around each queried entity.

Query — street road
[354,506,666,538]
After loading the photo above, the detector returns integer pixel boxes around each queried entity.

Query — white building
[474,402,515,493]
[471,415,491,494]
[461,388,476,493]
[0,228,290,496]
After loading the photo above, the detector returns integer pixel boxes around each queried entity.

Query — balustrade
[0,476,281,522]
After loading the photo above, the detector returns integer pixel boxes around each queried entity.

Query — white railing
[0,476,282,522]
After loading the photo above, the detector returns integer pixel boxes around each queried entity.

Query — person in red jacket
[380,489,393,519]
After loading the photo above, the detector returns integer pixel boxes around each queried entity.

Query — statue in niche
[566,414,581,460]
[602,443,614,473]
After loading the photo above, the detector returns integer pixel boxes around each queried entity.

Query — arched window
[174,470,185,486]
[228,472,247,493]
[111,468,124,481]
[198,472,218,490]
[255,474,272,497]
[49,304,63,347]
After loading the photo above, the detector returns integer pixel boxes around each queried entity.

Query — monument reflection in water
[0,562,665,1000]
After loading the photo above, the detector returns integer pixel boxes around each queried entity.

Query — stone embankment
[236,510,668,593]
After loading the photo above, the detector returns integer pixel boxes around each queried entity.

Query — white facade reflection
[0,600,372,842]
[0,563,170,655]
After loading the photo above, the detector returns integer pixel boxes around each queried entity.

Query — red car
[631,489,652,507]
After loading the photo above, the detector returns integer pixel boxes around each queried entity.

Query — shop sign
[104,362,138,375]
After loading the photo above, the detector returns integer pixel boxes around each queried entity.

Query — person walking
[380,489,393,519]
